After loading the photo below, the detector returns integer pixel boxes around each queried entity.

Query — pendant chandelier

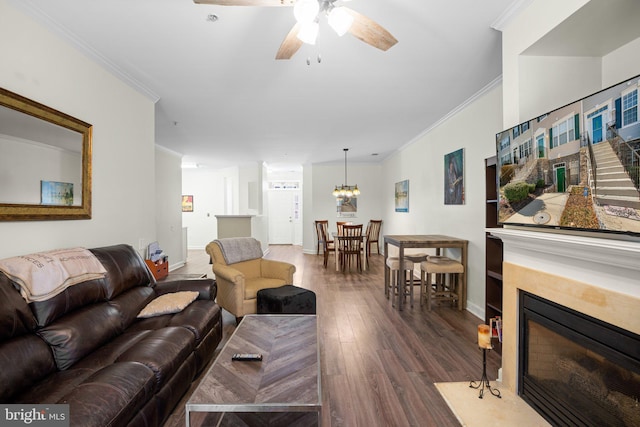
[332,148,360,198]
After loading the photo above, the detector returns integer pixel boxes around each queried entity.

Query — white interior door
[268,190,300,244]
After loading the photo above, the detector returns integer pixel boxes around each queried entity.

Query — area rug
[435,382,550,427]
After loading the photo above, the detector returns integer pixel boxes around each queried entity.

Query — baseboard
[169,261,185,271]
[465,300,484,320]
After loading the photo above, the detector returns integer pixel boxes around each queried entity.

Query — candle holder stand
[469,348,501,399]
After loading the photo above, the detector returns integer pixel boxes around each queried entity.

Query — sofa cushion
[116,327,194,389]
[0,273,37,340]
[90,245,153,299]
[109,286,155,328]
[30,278,107,327]
[0,334,57,401]
[137,291,199,318]
[13,366,95,405]
[59,362,156,427]
[168,300,221,344]
[71,330,152,370]
[37,302,123,370]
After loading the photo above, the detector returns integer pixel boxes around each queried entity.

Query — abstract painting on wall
[444,148,464,205]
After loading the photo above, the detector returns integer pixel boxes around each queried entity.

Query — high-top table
[186,315,321,426]
[384,235,468,311]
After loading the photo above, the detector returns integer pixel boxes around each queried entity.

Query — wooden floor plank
[164,246,501,427]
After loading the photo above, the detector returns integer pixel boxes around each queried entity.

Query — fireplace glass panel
[525,319,640,426]
[520,293,640,427]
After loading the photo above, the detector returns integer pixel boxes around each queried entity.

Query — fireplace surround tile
[488,228,640,395]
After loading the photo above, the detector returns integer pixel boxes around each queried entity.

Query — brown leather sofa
[0,244,223,427]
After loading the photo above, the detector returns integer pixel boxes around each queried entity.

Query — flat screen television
[495,74,640,237]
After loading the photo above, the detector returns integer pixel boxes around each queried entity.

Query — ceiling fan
[193,0,398,60]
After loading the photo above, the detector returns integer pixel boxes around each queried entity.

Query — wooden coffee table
[186,315,321,426]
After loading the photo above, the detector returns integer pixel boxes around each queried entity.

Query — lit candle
[478,324,492,349]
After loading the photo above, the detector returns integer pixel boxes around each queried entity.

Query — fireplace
[487,228,640,426]
[519,292,640,426]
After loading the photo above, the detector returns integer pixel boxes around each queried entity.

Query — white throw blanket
[0,247,107,302]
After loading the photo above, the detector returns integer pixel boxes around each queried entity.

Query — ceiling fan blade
[343,7,398,52]
[275,23,303,60]
[193,0,293,6]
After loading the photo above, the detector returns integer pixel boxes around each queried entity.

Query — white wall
[603,37,640,86]
[181,167,229,250]
[239,163,262,215]
[154,147,184,269]
[518,55,601,120]
[502,0,640,127]
[501,0,591,128]
[381,84,504,318]
[0,136,82,205]
[0,0,156,259]
[304,162,384,254]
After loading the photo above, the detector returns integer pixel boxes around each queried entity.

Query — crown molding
[490,0,535,32]
[400,74,503,152]
[11,0,160,103]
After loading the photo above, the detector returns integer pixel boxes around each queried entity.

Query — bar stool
[385,257,415,307]
[404,253,428,264]
[420,256,464,310]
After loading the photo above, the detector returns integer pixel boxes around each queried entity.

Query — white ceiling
[16,0,518,170]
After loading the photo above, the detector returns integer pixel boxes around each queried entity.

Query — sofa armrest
[212,264,244,286]
[211,264,246,318]
[154,278,217,301]
[260,259,296,283]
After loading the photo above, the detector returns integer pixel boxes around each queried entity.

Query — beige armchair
[205,237,296,321]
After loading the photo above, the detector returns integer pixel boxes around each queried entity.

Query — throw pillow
[137,291,199,318]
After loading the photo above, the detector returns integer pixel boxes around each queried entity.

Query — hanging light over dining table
[332,148,360,198]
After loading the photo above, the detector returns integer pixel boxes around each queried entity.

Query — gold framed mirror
[0,88,92,221]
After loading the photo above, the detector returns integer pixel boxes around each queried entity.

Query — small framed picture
[41,181,74,206]
[395,180,409,212]
[444,148,464,205]
[182,195,194,212]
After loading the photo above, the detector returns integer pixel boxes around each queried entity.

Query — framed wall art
[41,181,74,206]
[182,195,194,212]
[395,180,409,212]
[444,148,464,205]
[336,196,357,217]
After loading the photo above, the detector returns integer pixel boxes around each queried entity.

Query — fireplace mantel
[488,227,640,395]
[489,228,640,298]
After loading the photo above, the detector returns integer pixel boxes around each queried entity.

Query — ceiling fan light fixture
[294,0,319,24]
[328,7,353,37]
[297,21,319,45]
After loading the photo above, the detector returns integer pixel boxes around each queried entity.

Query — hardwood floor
[164,245,501,427]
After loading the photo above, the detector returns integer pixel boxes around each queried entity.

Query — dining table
[332,231,367,272]
[383,235,469,311]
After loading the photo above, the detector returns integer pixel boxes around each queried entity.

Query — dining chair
[364,219,383,263]
[318,222,335,268]
[314,220,329,255]
[339,224,363,272]
[336,221,349,235]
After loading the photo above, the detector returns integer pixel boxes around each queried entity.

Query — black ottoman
[257,285,316,315]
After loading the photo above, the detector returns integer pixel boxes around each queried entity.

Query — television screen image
[496,74,640,237]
